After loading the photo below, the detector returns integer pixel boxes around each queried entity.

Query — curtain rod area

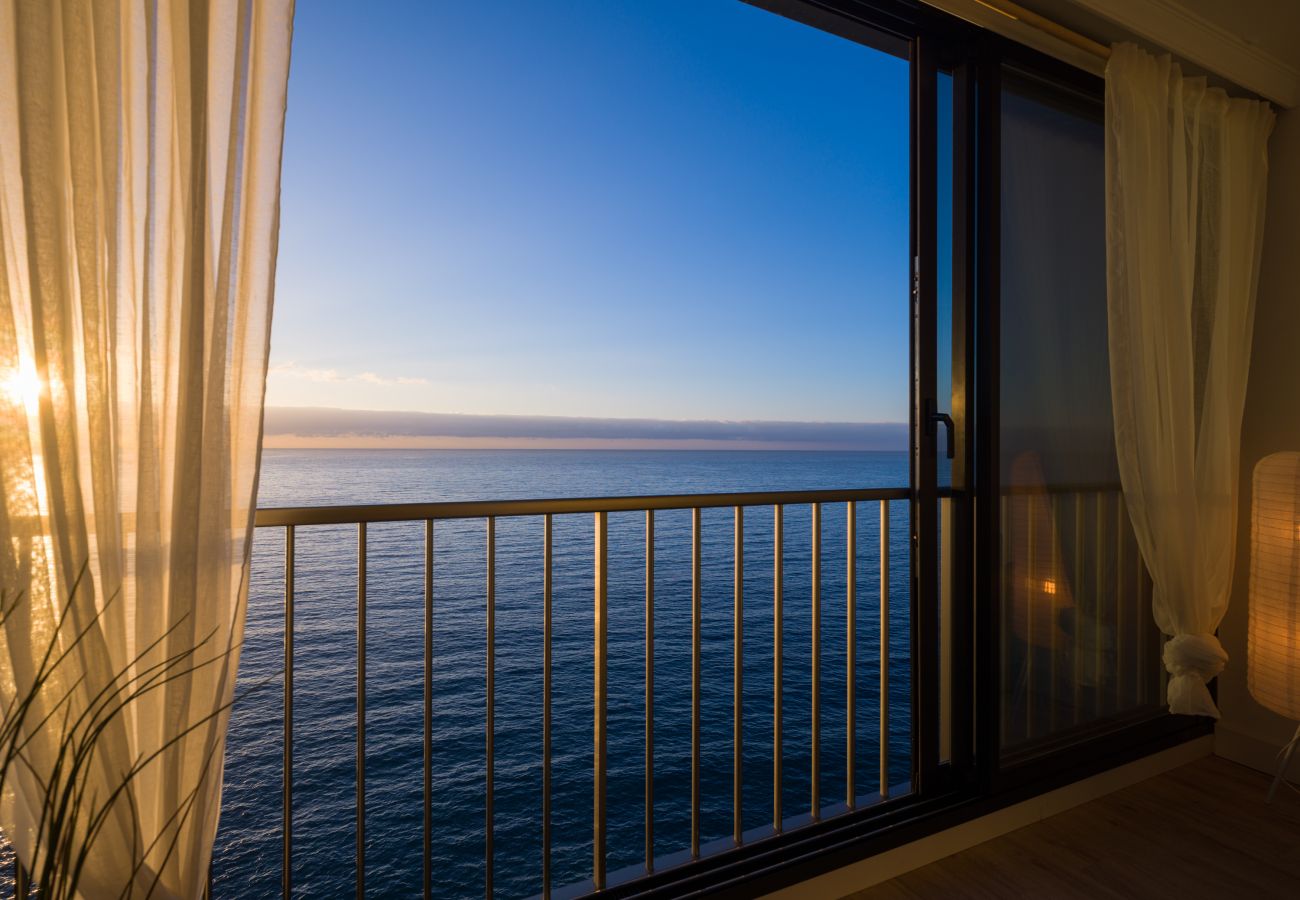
[970,0,1110,60]
[922,0,1111,77]
[929,0,1298,107]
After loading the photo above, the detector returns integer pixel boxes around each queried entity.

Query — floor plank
[852,755,1300,899]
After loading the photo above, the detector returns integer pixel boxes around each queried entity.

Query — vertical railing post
[424,520,434,900]
[1095,493,1106,715]
[1049,494,1060,734]
[879,500,890,797]
[594,512,608,888]
[284,525,295,900]
[733,506,744,846]
[691,507,702,859]
[846,502,856,807]
[999,496,1010,748]
[773,505,784,832]
[1073,497,1084,726]
[543,515,553,897]
[486,517,496,898]
[1137,532,1147,705]
[357,522,367,900]
[1116,496,1126,707]
[644,510,654,874]
[811,503,821,820]
[1026,497,1036,741]
[939,497,953,763]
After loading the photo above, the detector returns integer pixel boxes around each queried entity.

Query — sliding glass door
[995,68,1164,761]
[918,31,1174,792]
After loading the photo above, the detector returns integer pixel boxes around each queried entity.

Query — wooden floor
[854,756,1300,899]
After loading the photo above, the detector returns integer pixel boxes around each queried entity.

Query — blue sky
[266,0,909,424]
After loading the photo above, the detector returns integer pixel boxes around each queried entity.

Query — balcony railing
[999,483,1165,754]
[206,480,1162,899]
[249,487,911,899]
[0,481,1166,896]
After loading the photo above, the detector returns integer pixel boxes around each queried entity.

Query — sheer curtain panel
[1105,43,1273,718]
[0,1,293,896]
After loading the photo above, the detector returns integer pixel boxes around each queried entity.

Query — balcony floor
[855,755,1300,899]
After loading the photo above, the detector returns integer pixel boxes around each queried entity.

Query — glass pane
[998,70,1163,758]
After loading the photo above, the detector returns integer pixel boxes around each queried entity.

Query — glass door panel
[997,69,1163,759]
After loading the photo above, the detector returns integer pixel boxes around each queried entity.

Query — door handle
[926,400,955,460]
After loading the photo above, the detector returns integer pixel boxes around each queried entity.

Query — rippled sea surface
[212,450,913,898]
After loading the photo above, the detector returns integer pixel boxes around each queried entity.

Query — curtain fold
[1105,43,1273,718]
[0,1,292,895]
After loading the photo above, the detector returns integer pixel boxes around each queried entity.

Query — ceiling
[1174,0,1300,69]
[1011,0,1300,106]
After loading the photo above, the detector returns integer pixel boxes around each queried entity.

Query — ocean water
[213,450,914,898]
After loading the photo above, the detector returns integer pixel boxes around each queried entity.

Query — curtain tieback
[1162,633,1228,719]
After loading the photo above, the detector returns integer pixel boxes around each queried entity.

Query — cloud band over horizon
[262,407,908,451]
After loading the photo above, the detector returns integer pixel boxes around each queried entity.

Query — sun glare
[1,360,45,417]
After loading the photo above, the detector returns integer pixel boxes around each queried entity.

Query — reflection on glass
[998,70,1163,756]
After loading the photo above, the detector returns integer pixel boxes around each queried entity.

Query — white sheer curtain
[0,1,292,895]
[1105,43,1273,718]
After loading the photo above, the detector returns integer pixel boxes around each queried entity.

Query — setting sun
[0,360,43,416]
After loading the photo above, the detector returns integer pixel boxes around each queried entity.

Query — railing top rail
[1002,481,1123,496]
[253,486,912,528]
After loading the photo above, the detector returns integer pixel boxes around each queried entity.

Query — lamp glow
[1248,452,1300,801]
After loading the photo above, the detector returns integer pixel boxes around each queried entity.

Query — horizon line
[261,406,909,451]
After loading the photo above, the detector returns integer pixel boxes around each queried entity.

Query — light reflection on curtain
[0,1,293,895]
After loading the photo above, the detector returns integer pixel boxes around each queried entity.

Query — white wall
[1215,105,1300,772]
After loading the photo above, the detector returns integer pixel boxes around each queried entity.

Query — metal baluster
[357,523,366,900]
[423,521,434,900]
[1026,498,1035,742]
[1095,493,1105,716]
[999,497,1010,748]
[1073,498,1084,726]
[284,525,295,900]
[1049,495,1060,734]
[879,501,890,798]
[846,502,856,807]
[594,512,608,888]
[644,510,654,874]
[486,517,496,898]
[939,497,953,764]
[691,507,702,859]
[811,502,821,820]
[1136,529,1146,707]
[543,515,553,897]
[1115,497,1125,710]
[733,506,744,846]
[773,505,784,832]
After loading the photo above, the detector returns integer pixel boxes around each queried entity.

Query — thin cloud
[271,361,429,387]
[357,371,430,386]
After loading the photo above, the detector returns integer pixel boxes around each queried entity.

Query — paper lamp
[1248,451,1300,800]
